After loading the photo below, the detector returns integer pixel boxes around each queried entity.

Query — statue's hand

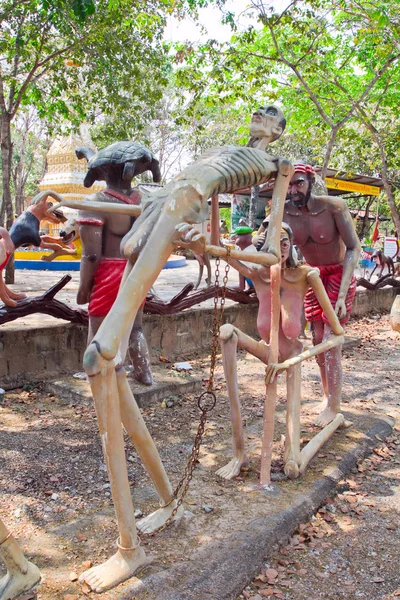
[265,361,288,384]
[77,286,91,305]
[335,297,346,320]
[174,222,207,255]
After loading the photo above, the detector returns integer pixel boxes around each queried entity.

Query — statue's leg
[115,367,183,534]
[0,275,18,307]
[0,519,41,600]
[299,413,344,475]
[118,261,153,385]
[284,363,301,479]
[128,307,153,385]
[314,323,343,427]
[79,347,147,593]
[216,324,269,480]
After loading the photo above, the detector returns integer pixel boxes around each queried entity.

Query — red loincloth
[0,252,11,271]
[88,258,127,317]
[304,263,357,325]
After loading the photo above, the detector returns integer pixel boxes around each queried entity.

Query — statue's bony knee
[220,323,236,342]
[83,341,104,376]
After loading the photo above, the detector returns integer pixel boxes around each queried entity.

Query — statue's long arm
[265,268,345,384]
[333,200,361,301]
[49,198,142,217]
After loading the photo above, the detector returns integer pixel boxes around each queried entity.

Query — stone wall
[1,287,398,390]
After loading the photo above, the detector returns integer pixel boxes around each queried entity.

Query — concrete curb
[121,416,394,600]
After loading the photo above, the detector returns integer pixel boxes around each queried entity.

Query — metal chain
[143,249,231,537]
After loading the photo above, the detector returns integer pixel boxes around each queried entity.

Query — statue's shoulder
[314,194,349,213]
[283,264,311,283]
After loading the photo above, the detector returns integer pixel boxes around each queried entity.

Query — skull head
[250,105,286,143]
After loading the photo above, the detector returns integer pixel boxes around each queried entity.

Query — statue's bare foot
[6,290,26,300]
[284,459,300,480]
[79,547,148,593]
[313,407,340,427]
[216,457,248,480]
[137,500,184,534]
[131,363,153,386]
[0,561,41,600]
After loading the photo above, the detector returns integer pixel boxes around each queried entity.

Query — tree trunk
[361,118,400,236]
[360,196,374,238]
[249,185,259,229]
[1,111,15,283]
[321,127,338,180]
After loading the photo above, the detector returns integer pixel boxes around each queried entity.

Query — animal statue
[370,249,394,280]
[0,191,68,307]
[72,141,161,386]
[39,210,81,261]
[179,222,344,480]
[49,139,293,593]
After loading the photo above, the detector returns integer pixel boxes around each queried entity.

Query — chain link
[143,248,231,536]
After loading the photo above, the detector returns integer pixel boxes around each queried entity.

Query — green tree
[174,0,400,232]
[1,0,202,281]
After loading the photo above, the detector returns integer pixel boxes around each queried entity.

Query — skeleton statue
[0,518,40,600]
[50,135,292,592]
[178,222,345,480]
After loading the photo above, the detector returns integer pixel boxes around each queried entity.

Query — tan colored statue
[254,163,361,427]
[178,223,345,480]
[0,518,40,600]
[50,140,292,593]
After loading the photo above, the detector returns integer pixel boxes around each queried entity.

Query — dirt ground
[240,316,400,600]
[0,314,399,600]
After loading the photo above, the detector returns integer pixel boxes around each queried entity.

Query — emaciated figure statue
[179,222,345,480]
[254,163,361,427]
[75,141,161,385]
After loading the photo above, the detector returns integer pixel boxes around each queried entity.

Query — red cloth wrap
[304,263,357,325]
[0,252,11,271]
[88,258,146,318]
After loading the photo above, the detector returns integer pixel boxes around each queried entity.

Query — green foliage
[173,0,400,230]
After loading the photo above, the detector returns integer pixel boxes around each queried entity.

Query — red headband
[293,163,315,175]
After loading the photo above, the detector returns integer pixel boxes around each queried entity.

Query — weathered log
[0,276,259,325]
[356,274,400,290]
[142,284,258,315]
[0,275,88,325]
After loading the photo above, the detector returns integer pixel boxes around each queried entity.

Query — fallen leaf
[265,568,278,580]
[69,572,78,582]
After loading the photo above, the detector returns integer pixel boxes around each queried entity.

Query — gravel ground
[0,313,399,599]
[240,315,400,600]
